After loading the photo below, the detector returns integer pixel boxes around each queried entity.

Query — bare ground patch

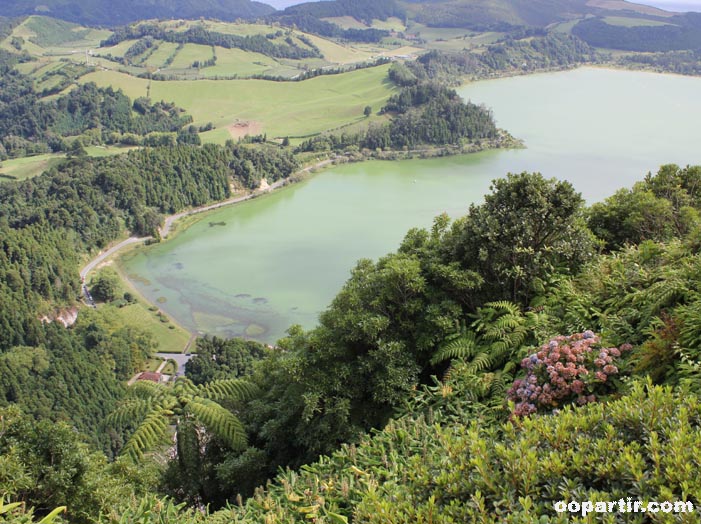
[227,120,263,139]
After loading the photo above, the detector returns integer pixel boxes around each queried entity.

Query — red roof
[138,372,162,383]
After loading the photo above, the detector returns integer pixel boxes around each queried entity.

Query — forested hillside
[3,4,701,522]
[5,165,701,523]
[0,0,275,27]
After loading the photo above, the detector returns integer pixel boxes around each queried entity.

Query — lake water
[120,67,701,343]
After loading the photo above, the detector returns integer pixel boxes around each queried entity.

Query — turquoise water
[121,67,701,343]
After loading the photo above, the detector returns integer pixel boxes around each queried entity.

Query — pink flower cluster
[508,331,631,418]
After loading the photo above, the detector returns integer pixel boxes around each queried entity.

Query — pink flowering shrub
[508,330,631,417]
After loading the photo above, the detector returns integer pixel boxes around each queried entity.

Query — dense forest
[297,80,499,154]
[401,33,599,84]
[0,52,196,160]
[572,13,701,52]
[0,0,275,27]
[5,164,701,523]
[4,6,701,522]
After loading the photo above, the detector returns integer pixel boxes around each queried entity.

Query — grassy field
[94,265,191,353]
[143,41,179,68]
[320,16,369,30]
[200,47,278,77]
[602,16,675,27]
[81,63,395,138]
[0,154,64,181]
[169,43,214,69]
[0,146,136,182]
[304,34,376,64]
[370,17,407,32]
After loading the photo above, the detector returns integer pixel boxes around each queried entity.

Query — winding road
[79,156,339,283]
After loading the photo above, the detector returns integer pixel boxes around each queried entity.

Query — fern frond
[484,301,521,315]
[122,405,173,462]
[128,380,161,399]
[105,398,152,428]
[467,352,495,373]
[173,377,199,397]
[198,379,258,402]
[430,331,478,366]
[186,397,247,450]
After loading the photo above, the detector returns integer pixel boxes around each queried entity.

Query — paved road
[159,177,288,238]
[80,236,145,281]
[156,352,193,377]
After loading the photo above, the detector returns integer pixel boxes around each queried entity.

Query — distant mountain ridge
[0,0,276,27]
[400,0,675,29]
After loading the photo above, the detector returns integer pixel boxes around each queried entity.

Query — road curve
[80,157,338,284]
[80,236,146,281]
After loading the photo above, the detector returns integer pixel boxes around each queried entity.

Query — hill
[0,0,276,27]
[400,0,675,29]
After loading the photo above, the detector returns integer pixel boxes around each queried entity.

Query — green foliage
[185,338,266,385]
[573,13,701,52]
[102,24,319,60]
[446,172,595,305]
[0,407,153,524]
[0,497,65,524]
[0,63,194,159]
[297,82,498,152]
[202,381,699,523]
[588,164,701,250]
[90,269,120,302]
[1,2,274,26]
[108,377,257,463]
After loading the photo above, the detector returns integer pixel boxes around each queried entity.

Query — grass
[81,63,395,138]
[199,47,278,77]
[0,154,64,181]
[320,16,369,30]
[602,16,674,27]
[98,264,192,354]
[169,43,214,69]
[304,34,376,64]
[143,41,179,68]
[144,358,164,372]
[23,16,90,47]
[162,361,177,375]
[370,17,407,32]
[0,146,136,182]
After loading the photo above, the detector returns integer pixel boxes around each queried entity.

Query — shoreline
[79,154,340,282]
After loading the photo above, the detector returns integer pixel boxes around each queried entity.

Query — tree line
[102,24,322,60]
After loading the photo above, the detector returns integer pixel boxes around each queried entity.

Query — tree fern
[186,397,247,450]
[121,405,174,462]
[108,374,257,462]
[198,378,258,402]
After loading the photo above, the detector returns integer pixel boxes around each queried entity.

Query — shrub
[508,331,631,417]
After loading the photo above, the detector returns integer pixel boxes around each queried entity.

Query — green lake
[120,67,701,343]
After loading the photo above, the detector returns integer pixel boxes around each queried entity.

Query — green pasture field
[602,16,674,27]
[370,17,407,32]
[199,47,278,77]
[304,34,376,64]
[408,24,474,41]
[81,63,396,138]
[95,39,139,60]
[321,16,369,30]
[0,146,136,182]
[143,41,179,68]
[169,43,214,69]
[551,19,582,34]
[0,154,64,181]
